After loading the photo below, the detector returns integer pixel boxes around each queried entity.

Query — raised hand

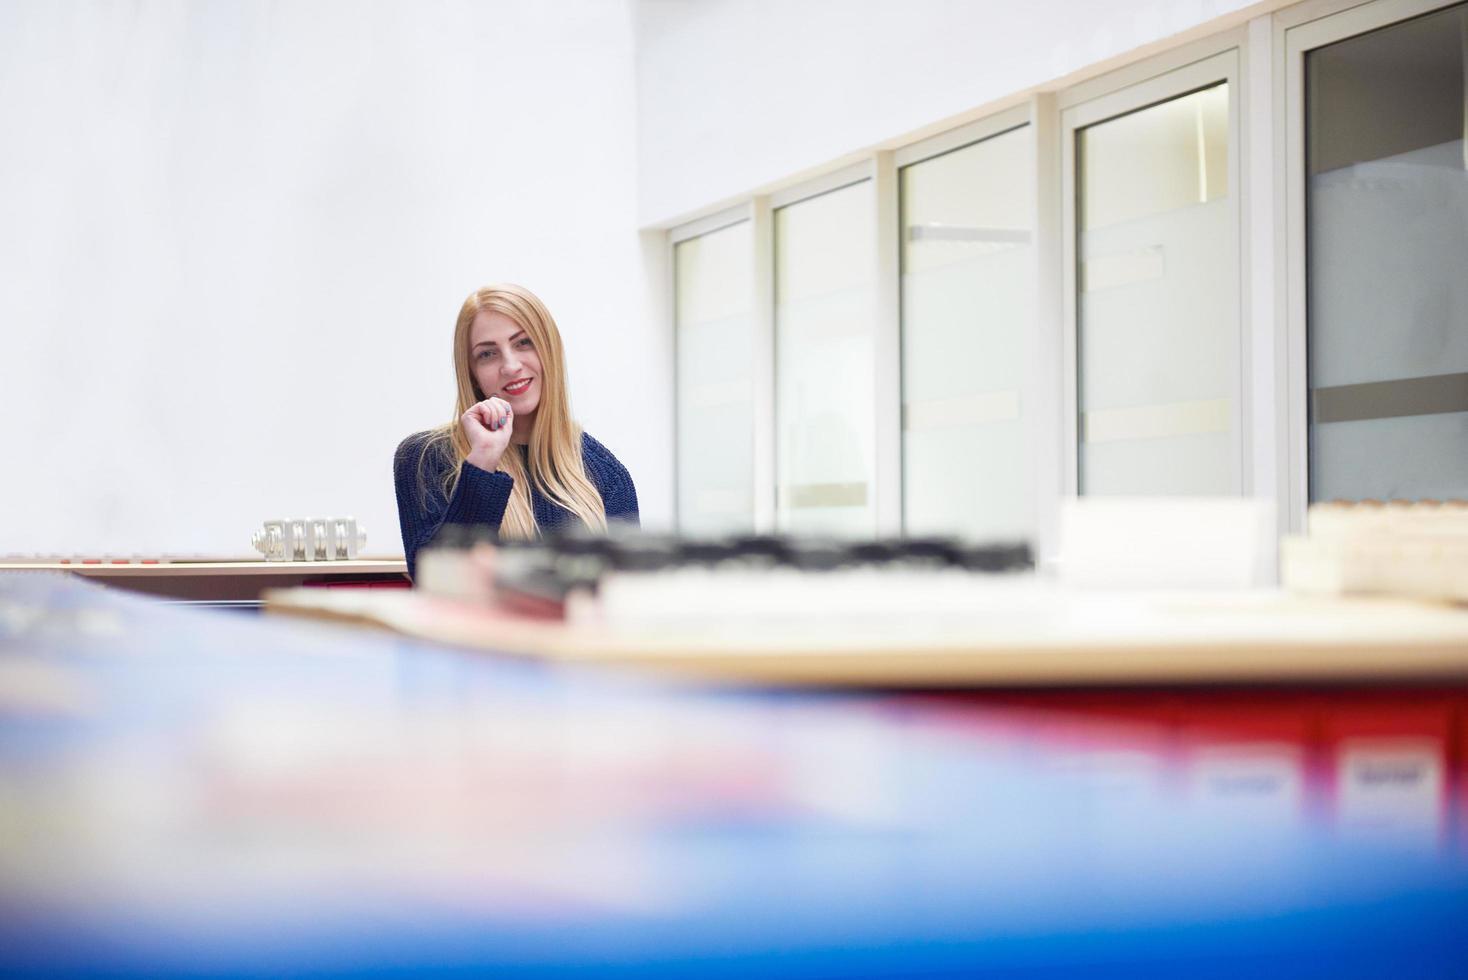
[461,397,514,471]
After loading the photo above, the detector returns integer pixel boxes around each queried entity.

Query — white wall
[0,0,670,558]
[635,0,1264,227]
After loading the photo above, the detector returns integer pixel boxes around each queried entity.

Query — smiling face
[469,309,543,429]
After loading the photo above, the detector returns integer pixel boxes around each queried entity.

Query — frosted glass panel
[775,181,876,535]
[1306,3,1468,501]
[675,221,754,532]
[900,126,1034,540]
[1076,83,1236,495]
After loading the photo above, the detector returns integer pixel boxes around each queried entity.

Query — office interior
[3,0,1468,975]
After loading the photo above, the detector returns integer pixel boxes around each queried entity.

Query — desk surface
[0,559,407,576]
[0,560,409,602]
[266,581,1468,687]
[2,572,1466,977]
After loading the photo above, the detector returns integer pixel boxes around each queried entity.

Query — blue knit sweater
[393,430,639,580]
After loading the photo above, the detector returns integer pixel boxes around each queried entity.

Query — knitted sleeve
[582,433,640,527]
[393,431,514,581]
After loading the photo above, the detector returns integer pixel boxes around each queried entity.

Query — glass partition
[675,220,755,533]
[900,125,1034,539]
[1076,82,1236,495]
[774,181,877,535]
[1306,2,1468,501]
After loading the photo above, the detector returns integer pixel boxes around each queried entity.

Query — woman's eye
[516,338,533,349]
[476,349,496,361]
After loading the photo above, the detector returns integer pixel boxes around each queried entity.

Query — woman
[394,283,638,580]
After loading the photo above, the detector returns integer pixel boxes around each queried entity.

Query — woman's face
[469,310,543,422]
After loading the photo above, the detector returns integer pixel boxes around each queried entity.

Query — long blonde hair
[421,283,607,539]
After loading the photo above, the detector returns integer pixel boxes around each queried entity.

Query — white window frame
[667,160,888,536]
[893,106,1031,170]
[668,203,755,532]
[1058,36,1249,502]
[1276,0,1464,529]
[662,12,1350,550]
[768,162,883,534]
[892,106,1043,541]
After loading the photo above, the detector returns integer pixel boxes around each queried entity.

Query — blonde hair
[421,283,607,539]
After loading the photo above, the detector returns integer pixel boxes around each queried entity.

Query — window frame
[1059,40,1249,499]
[668,204,756,532]
[1277,0,1464,527]
[893,105,1040,539]
[769,166,882,534]
[651,8,1440,553]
